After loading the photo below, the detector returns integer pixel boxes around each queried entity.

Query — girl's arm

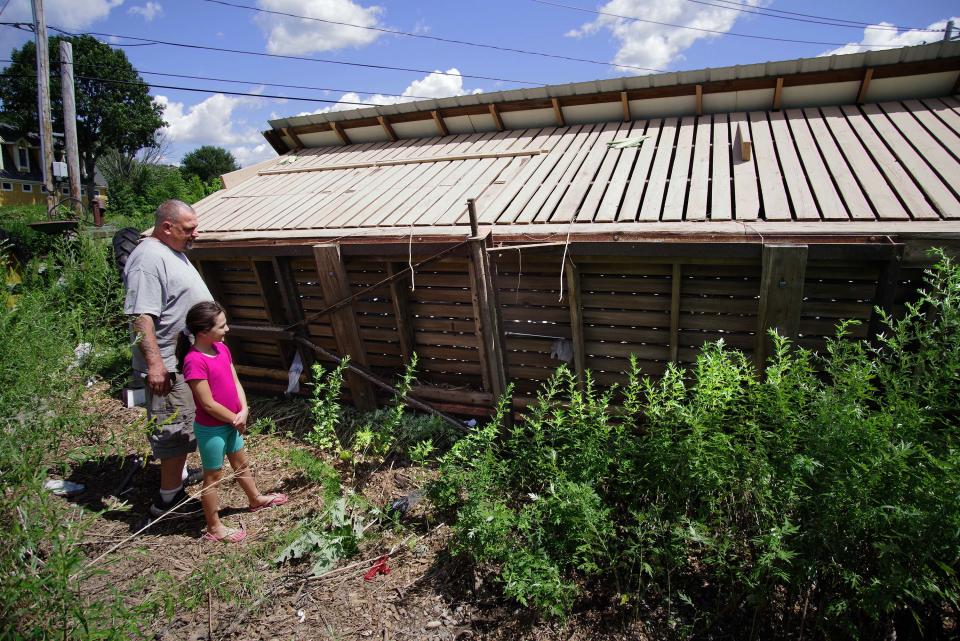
[187,379,238,425]
[230,364,249,432]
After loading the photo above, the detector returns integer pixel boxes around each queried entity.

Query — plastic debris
[296,609,306,623]
[550,338,573,363]
[44,479,85,496]
[286,352,304,395]
[387,490,422,518]
[363,555,391,581]
[464,419,478,428]
[606,134,651,149]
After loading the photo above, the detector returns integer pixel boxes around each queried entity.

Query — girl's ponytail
[176,329,192,373]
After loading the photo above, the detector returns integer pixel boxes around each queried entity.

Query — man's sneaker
[183,467,204,487]
[149,489,203,518]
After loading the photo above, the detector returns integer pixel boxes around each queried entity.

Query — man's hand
[147,365,172,395]
[233,407,249,434]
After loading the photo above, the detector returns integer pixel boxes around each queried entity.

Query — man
[124,199,211,516]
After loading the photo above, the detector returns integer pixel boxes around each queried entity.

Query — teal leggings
[193,423,245,471]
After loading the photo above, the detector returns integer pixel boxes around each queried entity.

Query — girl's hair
[176,300,226,370]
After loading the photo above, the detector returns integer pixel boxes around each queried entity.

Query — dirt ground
[50,386,653,641]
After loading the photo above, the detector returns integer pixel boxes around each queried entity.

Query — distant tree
[180,146,239,183]
[0,35,165,204]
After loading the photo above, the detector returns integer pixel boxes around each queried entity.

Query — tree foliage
[180,145,239,183]
[0,35,165,195]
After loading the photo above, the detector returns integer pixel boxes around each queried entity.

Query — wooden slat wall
[215,260,285,370]
[678,264,761,364]
[797,261,880,352]
[287,256,339,356]
[345,259,404,374]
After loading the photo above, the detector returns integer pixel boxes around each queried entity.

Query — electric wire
[680,0,943,32]
[529,0,937,47]
[201,0,667,73]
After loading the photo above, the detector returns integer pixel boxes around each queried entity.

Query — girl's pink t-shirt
[182,342,242,426]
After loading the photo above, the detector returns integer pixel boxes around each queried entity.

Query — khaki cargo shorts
[144,372,198,459]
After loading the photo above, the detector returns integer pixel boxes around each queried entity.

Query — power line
[681,0,943,32]
[40,24,545,86]
[530,0,929,47]
[201,0,667,73]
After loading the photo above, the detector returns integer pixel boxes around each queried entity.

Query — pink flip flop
[202,527,247,543]
[250,493,289,512]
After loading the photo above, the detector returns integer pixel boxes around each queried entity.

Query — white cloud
[299,68,481,115]
[0,0,123,54]
[155,93,277,166]
[820,17,958,56]
[566,0,766,73]
[254,0,385,55]
[128,2,163,22]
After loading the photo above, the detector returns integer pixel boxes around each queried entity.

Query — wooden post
[773,76,784,111]
[551,97,565,127]
[621,91,631,122]
[669,263,682,363]
[272,256,314,373]
[431,110,448,136]
[313,244,377,411]
[867,246,904,344]
[58,41,82,217]
[466,199,508,401]
[30,0,56,212]
[856,68,874,104]
[694,84,703,116]
[565,256,586,389]
[755,244,808,371]
[489,104,504,131]
[387,262,416,363]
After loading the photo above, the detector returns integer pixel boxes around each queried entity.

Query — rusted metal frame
[669,263,682,363]
[857,68,874,104]
[295,335,467,432]
[386,262,417,363]
[564,256,586,389]
[313,244,378,411]
[755,244,808,371]
[867,245,905,344]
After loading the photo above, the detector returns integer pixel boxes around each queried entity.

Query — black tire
[0,229,31,265]
[111,227,141,273]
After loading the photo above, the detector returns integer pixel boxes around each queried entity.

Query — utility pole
[59,40,82,217]
[30,0,56,212]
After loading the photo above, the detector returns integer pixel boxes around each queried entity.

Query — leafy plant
[307,357,349,451]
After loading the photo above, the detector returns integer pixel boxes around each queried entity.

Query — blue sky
[1,0,957,167]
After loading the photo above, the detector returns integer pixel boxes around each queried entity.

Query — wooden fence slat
[729,112,760,220]
[638,117,678,221]
[755,244,808,369]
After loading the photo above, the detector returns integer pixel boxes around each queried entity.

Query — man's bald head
[153,199,199,252]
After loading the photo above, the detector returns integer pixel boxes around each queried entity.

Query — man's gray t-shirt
[123,237,212,373]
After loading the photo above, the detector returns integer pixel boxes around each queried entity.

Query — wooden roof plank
[534,124,608,223]
[662,116,697,221]
[846,104,943,219]
[638,117,679,221]
[919,97,960,138]
[818,106,909,220]
[710,113,732,220]
[592,120,647,222]
[900,99,960,165]
[474,128,555,220]
[784,110,848,220]
[548,121,622,222]
[512,124,593,224]
[476,127,561,223]
[729,112,760,221]
[617,118,662,221]
[685,115,712,221]
[749,111,792,220]
[769,111,823,220]
[579,120,640,222]
[800,108,874,220]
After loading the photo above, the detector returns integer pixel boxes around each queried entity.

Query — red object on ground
[363,555,391,581]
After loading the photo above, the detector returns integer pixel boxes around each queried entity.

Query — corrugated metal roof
[195,98,960,238]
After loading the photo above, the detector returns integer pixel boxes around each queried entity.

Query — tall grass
[432,252,960,639]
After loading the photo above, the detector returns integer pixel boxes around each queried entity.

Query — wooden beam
[377,115,398,142]
[857,67,874,104]
[282,127,304,150]
[735,122,752,161]
[551,97,565,126]
[312,244,377,411]
[262,129,289,155]
[669,263,682,363]
[564,256,586,389]
[695,84,703,116]
[755,244,808,370]
[387,262,416,363]
[251,259,293,370]
[259,148,546,176]
[773,76,784,111]
[621,91,631,122]
[431,110,448,136]
[331,121,351,145]
[466,200,508,401]
[272,256,314,372]
[867,245,904,344]
[489,103,504,131]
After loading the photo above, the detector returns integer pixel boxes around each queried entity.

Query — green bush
[432,252,960,638]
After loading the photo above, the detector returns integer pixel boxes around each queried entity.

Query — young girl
[177,301,288,542]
